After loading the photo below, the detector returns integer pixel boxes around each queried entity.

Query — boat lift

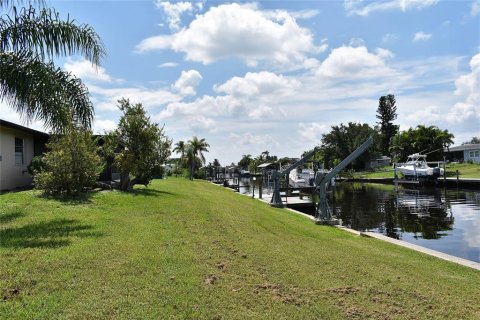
[270,147,319,208]
[270,136,373,223]
[315,136,373,222]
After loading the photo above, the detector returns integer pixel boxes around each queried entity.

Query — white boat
[396,154,444,179]
[289,168,315,187]
[289,168,336,188]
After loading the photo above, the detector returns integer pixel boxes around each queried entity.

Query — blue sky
[2,0,479,164]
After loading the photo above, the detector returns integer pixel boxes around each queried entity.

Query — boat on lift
[396,154,444,180]
[289,168,336,188]
[289,168,315,187]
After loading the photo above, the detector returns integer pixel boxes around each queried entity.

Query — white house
[0,119,49,191]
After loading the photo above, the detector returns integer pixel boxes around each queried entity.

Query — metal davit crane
[270,136,373,224]
[270,148,319,208]
[315,136,373,222]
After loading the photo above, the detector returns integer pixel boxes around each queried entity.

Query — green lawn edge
[1,178,479,319]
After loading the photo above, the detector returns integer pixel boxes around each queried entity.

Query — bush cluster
[33,129,103,196]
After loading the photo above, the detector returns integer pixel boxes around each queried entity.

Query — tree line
[234,94,458,171]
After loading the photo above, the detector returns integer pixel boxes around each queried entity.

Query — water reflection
[330,183,479,262]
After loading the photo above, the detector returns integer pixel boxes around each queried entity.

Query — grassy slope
[1,178,479,319]
[354,163,480,179]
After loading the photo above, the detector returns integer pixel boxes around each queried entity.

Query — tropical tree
[390,125,454,162]
[463,137,480,145]
[237,154,252,169]
[172,140,187,173]
[321,122,379,170]
[376,94,399,155]
[110,98,171,191]
[186,136,209,180]
[0,0,106,132]
[173,140,186,159]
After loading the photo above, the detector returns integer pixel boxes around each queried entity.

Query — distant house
[366,156,391,170]
[0,119,50,191]
[445,144,480,164]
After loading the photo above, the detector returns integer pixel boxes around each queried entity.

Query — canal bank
[214,181,480,270]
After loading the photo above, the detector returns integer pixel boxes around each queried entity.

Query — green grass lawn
[354,163,480,179]
[444,162,480,178]
[1,178,479,319]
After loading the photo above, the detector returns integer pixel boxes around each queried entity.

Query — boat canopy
[257,163,274,168]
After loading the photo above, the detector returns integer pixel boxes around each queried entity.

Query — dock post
[259,175,263,199]
[456,170,459,186]
[443,157,446,185]
[252,176,256,198]
[393,163,399,191]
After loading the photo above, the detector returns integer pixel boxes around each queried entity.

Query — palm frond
[0,52,94,132]
[0,1,45,9]
[1,4,105,64]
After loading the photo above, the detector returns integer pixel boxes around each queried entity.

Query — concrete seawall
[350,177,480,188]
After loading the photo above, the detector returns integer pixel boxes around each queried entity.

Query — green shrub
[194,168,206,180]
[34,129,103,196]
[27,155,46,176]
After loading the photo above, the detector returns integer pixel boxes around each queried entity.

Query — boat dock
[350,177,480,188]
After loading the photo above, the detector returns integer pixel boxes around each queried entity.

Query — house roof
[0,119,50,138]
[446,144,480,152]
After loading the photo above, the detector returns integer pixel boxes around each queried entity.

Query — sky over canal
[1,0,479,164]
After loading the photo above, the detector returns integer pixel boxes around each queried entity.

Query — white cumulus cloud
[137,3,318,69]
[173,69,202,96]
[298,122,329,142]
[317,46,394,79]
[189,115,216,132]
[64,58,117,83]
[155,1,194,31]
[413,32,432,42]
[229,132,279,146]
[93,119,117,133]
[89,85,182,112]
[214,71,300,98]
[448,53,480,125]
[248,105,274,119]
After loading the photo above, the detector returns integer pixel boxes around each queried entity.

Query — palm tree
[187,136,210,180]
[0,1,106,132]
[237,154,252,169]
[390,125,454,162]
[173,140,186,159]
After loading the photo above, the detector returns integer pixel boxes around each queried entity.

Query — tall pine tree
[376,94,399,155]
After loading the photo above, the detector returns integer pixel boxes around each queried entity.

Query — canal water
[328,183,479,263]
[234,178,479,263]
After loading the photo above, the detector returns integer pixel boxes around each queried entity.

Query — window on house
[15,137,24,165]
[475,151,480,157]
[469,151,475,158]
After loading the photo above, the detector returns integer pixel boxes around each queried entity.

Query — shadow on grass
[35,190,102,205]
[131,188,175,197]
[0,211,26,224]
[0,219,102,249]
